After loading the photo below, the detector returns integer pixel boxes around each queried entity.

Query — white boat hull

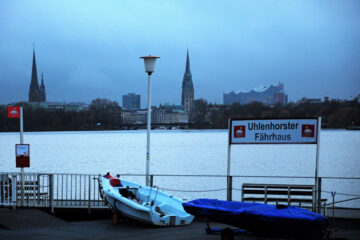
[101,175,194,226]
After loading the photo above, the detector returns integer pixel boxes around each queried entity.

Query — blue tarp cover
[183,198,326,222]
[183,199,329,238]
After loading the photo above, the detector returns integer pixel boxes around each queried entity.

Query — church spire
[185,48,191,73]
[40,72,46,102]
[181,49,194,112]
[40,72,45,88]
[29,48,41,102]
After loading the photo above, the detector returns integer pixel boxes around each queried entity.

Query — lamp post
[140,55,160,186]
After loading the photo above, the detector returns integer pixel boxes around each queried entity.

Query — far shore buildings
[223,82,288,106]
[123,50,192,124]
[122,93,140,111]
[25,49,191,123]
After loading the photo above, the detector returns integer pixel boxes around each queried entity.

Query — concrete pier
[0,209,360,240]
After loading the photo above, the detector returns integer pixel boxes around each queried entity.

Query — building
[38,102,88,111]
[122,93,141,111]
[151,108,188,124]
[29,49,46,103]
[181,49,194,112]
[301,98,322,104]
[223,82,287,106]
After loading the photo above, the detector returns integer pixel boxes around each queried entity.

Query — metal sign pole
[314,117,321,213]
[227,118,232,201]
[20,106,24,206]
[146,73,152,186]
[227,118,231,177]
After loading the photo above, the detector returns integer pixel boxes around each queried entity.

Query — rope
[321,190,360,197]
[325,196,360,206]
[158,187,227,193]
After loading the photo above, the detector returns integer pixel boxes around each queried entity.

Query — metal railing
[1,172,359,218]
[0,173,16,207]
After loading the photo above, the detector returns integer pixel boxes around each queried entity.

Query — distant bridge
[120,123,191,130]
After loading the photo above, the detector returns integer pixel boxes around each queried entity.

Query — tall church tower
[39,72,46,102]
[181,49,194,112]
[29,49,46,102]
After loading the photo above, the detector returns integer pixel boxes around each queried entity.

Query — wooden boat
[100,174,194,226]
[183,199,329,239]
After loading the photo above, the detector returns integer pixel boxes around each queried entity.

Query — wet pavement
[0,209,359,240]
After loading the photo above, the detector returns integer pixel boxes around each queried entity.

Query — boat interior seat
[119,188,137,199]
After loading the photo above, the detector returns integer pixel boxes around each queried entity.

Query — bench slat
[243,197,313,203]
[243,189,313,196]
[242,183,314,190]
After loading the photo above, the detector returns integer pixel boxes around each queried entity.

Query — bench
[241,183,327,211]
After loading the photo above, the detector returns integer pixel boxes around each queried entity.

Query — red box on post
[16,156,30,168]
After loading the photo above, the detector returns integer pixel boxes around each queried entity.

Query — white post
[146,73,152,186]
[20,106,24,144]
[20,106,24,206]
[314,117,321,213]
[227,118,232,201]
[227,118,231,177]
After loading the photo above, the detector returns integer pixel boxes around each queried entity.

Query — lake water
[0,129,359,206]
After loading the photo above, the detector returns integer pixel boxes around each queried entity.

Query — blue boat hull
[183,199,329,239]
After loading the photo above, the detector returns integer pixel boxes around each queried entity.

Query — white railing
[1,172,359,219]
[0,173,17,207]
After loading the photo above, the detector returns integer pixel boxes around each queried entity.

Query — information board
[16,144,30,156]
[230,118,318,144]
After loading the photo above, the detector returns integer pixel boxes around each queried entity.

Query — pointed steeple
[181,49,194,111]
[40,72,46,102]
[40,72,45,88]
[29,48,41,102]
[185,48,191,73]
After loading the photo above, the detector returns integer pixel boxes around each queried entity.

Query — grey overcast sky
[0,0,360,106]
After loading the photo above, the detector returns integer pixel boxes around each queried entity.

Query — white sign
[16,144,30,156]
[230,118,318,144]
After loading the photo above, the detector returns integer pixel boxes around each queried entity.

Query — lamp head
[140,55,160,75]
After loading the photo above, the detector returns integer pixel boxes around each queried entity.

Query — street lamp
[140,55,160,186]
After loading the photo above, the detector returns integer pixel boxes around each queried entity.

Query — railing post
[20,172,24,207]
[88,175,91,215]
[150,175,154,188]
[11,174,17,209]
[331,191,336,220]
[49,174,54,213]
[317,177,322,214]
[227,176,232,201]
[37,174,41,204]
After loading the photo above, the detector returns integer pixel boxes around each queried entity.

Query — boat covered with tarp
[100,174,194,226]
[183,198,329,239]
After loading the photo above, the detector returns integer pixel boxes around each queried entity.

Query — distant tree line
[189,96,360,129]
[0,96,359,132]
[0,98,122,132]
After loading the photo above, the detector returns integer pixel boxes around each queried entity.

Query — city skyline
[1,1,360,106]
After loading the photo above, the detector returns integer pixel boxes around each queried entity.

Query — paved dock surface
[0,209,359,240]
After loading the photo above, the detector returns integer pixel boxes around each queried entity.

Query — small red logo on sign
[7,106,20,118]
[234,125,246,138]
[302,124,315,137]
